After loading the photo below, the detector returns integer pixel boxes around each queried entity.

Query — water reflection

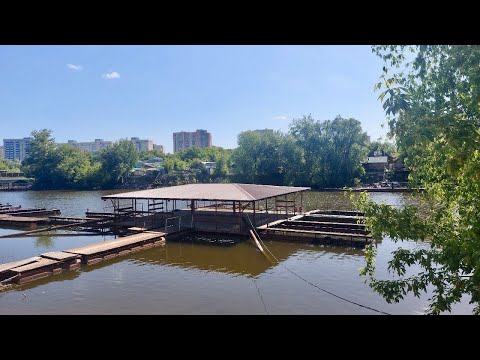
[34,234,55,249]
[8,234,365,295]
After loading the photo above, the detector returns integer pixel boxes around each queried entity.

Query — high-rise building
[173,129,212,153]
[153,144,164,153]
[130,137,153,153]
[3,137,32,161]
[253,129,274,135]
[0,146,4,160]
[65,139,113,154]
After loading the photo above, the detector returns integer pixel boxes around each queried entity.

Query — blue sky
[0,45,389,153]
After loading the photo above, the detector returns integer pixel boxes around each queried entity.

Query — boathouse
[101,183,310,234]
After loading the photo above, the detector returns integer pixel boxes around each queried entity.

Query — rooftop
[102,183,310,202]
[366,156,388,164]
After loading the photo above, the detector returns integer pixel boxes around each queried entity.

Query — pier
[257,210,372,247]
[0,232,166,285]
[0,203,61,229]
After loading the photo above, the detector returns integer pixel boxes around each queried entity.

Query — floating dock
[0,214,50,228]
[0,232,167,286]
[257,210,372,247]
[65,231,167,265]
[0,204,61,229]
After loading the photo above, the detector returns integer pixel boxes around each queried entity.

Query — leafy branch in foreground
[355,45,480,314]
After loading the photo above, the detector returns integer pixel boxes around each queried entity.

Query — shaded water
[0,190,474,314]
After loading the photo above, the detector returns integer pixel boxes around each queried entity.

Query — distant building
[253,129,274,135]
[173,129,212,153]
[65,139,113,154]
[201,161,216,175]
[130,137,153,153]
[3,137,32,161]
[361,150,391,182]
[153,144,164,153]
[362,150,411,183]
[0,146,4,160]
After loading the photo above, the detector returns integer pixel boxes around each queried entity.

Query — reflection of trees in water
[128,237,365,278]
[34,235,54,249]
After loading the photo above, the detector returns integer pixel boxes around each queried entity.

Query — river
[0,190,473,314]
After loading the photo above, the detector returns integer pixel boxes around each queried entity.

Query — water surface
[0,190,473,314]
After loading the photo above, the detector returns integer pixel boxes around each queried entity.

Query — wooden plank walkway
[0,256,41,273]
[65,232,166,256]
[262,226,372,239]
[9,258,58,273]
[284,220,366,228]
[1,231,167,285]
[0,214,48,224]
[41,251,79,261]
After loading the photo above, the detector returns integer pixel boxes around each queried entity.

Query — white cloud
[66,63,83,71]
[273,115,288,120]
[102,71,120,80]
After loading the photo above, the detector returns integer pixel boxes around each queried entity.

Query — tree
[367,140,398,158]
[0,160,22,172]
[356,45,480,314]
[54,145,99,189]
[289,115,368,188]
[163,154,188,173]
[212,153,229,179]
[22,129,102,189]
[232,130,300,185]
[97,139,138,188]
[22,129,61,189]
[139,150,165,161]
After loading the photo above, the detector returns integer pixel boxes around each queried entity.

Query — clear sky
[0,45,389,153]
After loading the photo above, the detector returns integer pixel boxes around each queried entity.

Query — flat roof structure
[102,183,310,202]
[101,184,311,234]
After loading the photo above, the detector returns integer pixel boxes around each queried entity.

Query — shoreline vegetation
[10,115,408,192]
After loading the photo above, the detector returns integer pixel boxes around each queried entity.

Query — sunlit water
[0,190,474,314]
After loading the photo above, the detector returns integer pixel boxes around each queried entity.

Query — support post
[191,200,195,229]
[301,191,303,214]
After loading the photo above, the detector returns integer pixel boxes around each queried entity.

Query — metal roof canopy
[102,183,310,202]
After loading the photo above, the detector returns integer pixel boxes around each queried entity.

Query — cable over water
[245,213,391,315]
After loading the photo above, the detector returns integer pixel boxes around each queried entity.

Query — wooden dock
[257,210,372,247]
[0,204,61,229]
[0,232,166,286]
[65,232,166,264]
[0,214,50,228]
[0,254,81,285]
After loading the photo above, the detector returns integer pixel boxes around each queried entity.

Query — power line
[245,213,391,315]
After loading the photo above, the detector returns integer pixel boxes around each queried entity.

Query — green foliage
[231,117,368,188]
[54,145,99,189]
[139,150,165,161]
[356,45,480,314]
[232,130,303,185]
[22,130,139,190]
[368,140,398,158]
[22,129,61,189]
[163,154,188,173]
[0,159,22,172]
[289,115,369,188]
[213,153,230,179]
[96,139,139,188]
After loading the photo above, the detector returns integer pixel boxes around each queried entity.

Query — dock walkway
[0,231,167,286]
